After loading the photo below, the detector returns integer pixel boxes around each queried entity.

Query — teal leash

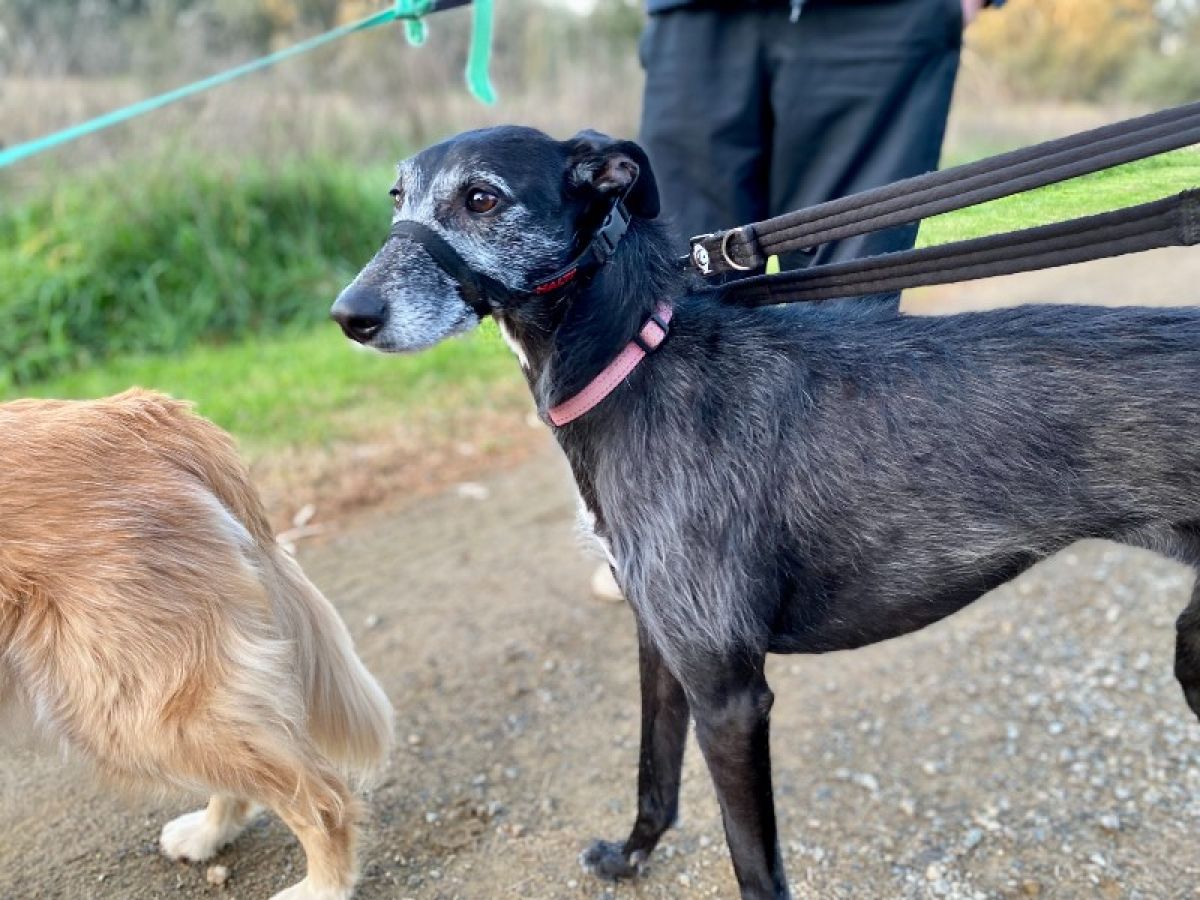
[0,0,495,171]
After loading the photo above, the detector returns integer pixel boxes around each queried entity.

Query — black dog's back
[596,298,1200,656]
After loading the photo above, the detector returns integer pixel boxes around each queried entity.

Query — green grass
[918,148,1200,246]
[5,147,1198,452]
[10,320,520,450]
[0,156,391,388]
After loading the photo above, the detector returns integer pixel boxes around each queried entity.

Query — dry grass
[0,19,643,194]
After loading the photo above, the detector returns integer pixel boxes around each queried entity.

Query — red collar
[546,304,673,427]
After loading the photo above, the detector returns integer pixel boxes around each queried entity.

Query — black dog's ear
[564,130,660,219]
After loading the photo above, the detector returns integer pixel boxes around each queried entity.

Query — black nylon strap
[389,220,500,318]
[388,198,632,316]
[527,200,633,296]
[719,190,1200,306]
[693,100,1200,276]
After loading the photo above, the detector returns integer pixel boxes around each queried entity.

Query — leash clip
[689,234,715,275]
[690,225,764,276]
[721,228,753,272]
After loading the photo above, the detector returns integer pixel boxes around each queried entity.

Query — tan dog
[0,390,393,900]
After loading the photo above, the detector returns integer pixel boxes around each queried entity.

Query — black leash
[718,190,1200,307]
[691,100,1200,278]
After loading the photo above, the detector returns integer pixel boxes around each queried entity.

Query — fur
[331,125,1200,900]
[0,390,394,900]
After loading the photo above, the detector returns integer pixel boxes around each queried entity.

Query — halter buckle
[593,201,632,260]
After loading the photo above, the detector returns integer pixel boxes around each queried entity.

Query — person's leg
[639,9,772,252]
[764,0,962,278]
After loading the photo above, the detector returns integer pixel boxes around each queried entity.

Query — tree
[969,0,1160,100]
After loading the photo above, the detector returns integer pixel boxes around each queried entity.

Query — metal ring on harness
[721,229,753,272]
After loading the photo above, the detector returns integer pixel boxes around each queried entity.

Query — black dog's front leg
[581,622,689,879]
[690,657,790,900]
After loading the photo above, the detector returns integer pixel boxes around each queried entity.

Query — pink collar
[546,303,673,427]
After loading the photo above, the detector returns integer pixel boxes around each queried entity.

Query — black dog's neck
[497,217,685,420]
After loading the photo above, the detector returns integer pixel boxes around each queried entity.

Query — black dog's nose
[331,286,387,343]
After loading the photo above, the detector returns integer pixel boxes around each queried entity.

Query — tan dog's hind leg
[153,713,360,900]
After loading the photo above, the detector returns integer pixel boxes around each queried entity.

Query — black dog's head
[330,126,659,352]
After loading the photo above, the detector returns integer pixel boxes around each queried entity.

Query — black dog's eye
[466,188,500,215]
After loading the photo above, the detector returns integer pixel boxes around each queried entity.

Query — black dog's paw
[579,840,647,881]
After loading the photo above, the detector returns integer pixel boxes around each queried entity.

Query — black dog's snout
[331,286,387,343]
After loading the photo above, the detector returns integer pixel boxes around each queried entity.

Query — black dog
[331,125,1200,899]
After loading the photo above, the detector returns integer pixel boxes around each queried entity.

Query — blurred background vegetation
[0,0,1197,500]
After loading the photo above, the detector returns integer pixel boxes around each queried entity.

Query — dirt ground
[3,248,1200,900]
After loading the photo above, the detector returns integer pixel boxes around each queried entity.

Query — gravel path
[3,249,1200,900]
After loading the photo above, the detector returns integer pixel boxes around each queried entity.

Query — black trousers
[639,0,962,277]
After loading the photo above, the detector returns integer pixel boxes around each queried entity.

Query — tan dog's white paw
[269,879,353,900]
[160,809,234,862]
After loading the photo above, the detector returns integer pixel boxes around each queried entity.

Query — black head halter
[387,195,633,319]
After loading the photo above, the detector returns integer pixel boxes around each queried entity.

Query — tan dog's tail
[105,389,393,771]
[266,550,395,775]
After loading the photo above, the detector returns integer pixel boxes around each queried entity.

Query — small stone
[925,863,943,881]
[678,873,692,887]
[407,733,422,746]
[206,865,229,887]
[1098,813,1121,833]
[566,878,578,888]
[425,811,440,824]
[1020,880,1043,897]
[456,482,490,501]
[365,613,380,629]
[963,828,983,851]
[853,772,879,793]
